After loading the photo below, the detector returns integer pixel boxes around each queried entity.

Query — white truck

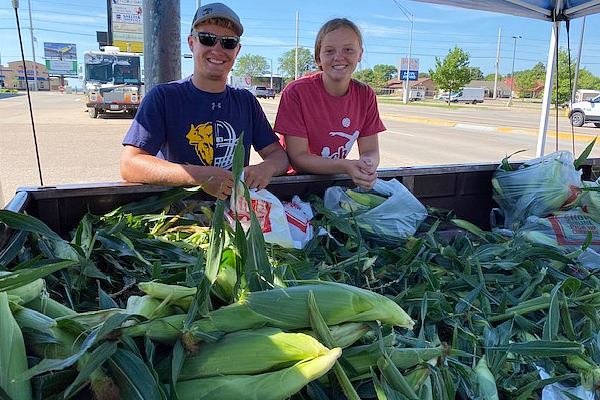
[569,94,600,128]
[438,87,485,104]
[83,46,142,118]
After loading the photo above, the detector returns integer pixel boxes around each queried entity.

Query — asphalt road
[2,91,599,206]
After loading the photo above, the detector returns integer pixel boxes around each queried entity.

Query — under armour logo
[202,8,212,16]
[211,102,221,110]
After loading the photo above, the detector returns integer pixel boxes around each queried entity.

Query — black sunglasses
[192,32,240,50]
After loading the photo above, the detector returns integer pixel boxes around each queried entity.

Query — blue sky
[2,0,600,87]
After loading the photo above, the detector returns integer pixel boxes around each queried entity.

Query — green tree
[531,62,546,80]
[429,47,471,104]
[353,69,377,87]
[373,64,397,82]
[469,67,484,81]
[233,54,270,78]
[419,72,430,79]
[484,73,501,81]
[514,70,539,98]
[553,48,600,103]
[278,48,315,81]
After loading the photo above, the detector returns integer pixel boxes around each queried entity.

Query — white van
[439,87,485,104]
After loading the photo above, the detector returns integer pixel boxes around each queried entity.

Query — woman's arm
[285,135,377,189]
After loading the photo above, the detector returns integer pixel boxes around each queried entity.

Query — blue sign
[400,70,418,81]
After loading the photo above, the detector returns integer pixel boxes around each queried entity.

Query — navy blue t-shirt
[123,76,277,170]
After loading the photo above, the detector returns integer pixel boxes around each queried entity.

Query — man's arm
[243,141,289,190]
[120,145,233,199]
[284,135,377,189]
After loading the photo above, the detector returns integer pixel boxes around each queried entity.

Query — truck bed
[3,161,600,237]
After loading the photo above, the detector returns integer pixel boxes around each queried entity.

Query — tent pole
[571,16,586,104]
[536,21,560,157]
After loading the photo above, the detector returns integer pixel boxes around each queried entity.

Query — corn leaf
[377,355,419,400]
[574,137,597,170]
[105,187,199,217]
[0,210,63,241]
[542,282,563,341]
[0,230,27,266]
[0,261,75,291]
[106,348,162,400]
[63,341,118,399]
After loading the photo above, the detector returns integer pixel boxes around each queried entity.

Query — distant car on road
[254,86,275,99]
[569,95,600,128]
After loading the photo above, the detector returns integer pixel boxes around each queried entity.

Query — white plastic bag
[492,151,582,229]
[538,367,593,400]
[323,178,427,244]
[519,208,600,254]
[227,175,314,249]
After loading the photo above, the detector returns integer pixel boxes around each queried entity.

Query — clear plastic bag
[323,178,427,245]
[492,151,582,229]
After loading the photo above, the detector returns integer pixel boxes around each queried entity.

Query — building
[465,80,511,98]
[0,61,50,90]
[385,77,437,98]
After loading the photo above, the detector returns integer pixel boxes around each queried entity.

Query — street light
[507,35,522,107]
[392,0,414,104]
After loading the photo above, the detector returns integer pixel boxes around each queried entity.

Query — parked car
[254,86,275,99]
[569,94,600,128]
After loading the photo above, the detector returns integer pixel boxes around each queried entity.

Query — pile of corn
[4,171,600,399]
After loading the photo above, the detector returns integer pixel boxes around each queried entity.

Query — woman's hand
[346,159,377,190]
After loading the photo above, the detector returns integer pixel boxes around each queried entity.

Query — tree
[429,47,471,104]
[469,67,484,81]
[353,69,376,87]
[553,48,600,104]
[278,48,315,80]
[233,54,270,78]
[353,64,398,90]
[484,73,501,81]
[514,70,539,98]
[373,64,397,82]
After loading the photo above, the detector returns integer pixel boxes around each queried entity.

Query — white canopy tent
[410,0,600,156]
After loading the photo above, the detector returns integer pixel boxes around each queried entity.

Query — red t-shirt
[274,72,385,159]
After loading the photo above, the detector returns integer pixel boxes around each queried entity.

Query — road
[2,91,599,206]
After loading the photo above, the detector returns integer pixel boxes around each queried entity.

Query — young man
[121,3,288,199]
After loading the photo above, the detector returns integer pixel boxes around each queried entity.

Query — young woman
[274,18,385,189]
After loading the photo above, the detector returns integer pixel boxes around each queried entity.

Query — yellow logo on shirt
[186,122,214,165]
[185,121,238,169]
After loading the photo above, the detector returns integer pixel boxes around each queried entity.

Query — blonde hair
[314,18,363,66]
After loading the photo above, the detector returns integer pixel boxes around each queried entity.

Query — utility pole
[27,0,38,91]
[294,11,299,80]
[507,35,521,107]
[493,27,501,99]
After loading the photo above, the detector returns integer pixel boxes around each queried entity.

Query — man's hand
[243,163,275,190]
[192,166,234,200]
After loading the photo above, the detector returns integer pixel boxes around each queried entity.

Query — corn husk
[178,327,329,380]
[190,281,414,335]
[176,347,341,400]
[474,355,499,400]
[0,292,32,400]
[138,281,196,310]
